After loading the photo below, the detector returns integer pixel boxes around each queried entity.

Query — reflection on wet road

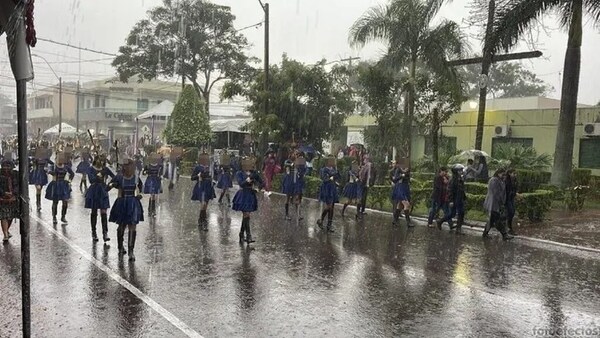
[1,183,599,337]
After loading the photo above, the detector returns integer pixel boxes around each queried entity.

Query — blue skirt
[342,182,359,199]
[293,178,305,196]
[45,180,71,201]
[191,180,216,202]
[29,168,48,186]
[143,176,162,194]
[84,183,110,209]
[76,161,91,174]
[319,182,339,205]
[109,196,144,225]
[282,174,294,195]
[216,174,233,189]
[392,183,410,202]
[232,188,258,212]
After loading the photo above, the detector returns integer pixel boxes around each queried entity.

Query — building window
[86,100,91,109]
[101,98,106,107]
[94,95,101,107]
[491,137,534,158]
[579,138,600,169]
[137,98,149,111]
[425,136,457,156]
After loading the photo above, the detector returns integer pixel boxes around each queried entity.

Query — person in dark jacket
[390,161,412,227]
[483,168,514,240]
[504,169,519,235]
[475,155,489,182]
[439,164,467,234]
[427,166,453,229]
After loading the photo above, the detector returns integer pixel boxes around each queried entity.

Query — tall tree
[221,55,355,150]
[493,0,600,187]
[460,61,552,98]
[164,85,211,147]
[112,0,256,114]
[349,0,465,163]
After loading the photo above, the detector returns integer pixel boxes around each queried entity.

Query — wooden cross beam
[447,51,543,66]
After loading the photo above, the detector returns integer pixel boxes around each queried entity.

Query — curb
[181,175,600,255]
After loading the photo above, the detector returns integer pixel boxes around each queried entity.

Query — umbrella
[299,145,315,154]
[449,149,490,163]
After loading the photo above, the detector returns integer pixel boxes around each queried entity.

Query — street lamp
[32,54,62,135]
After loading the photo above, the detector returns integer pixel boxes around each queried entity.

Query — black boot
[52,202,58,224]
[455,215,464,235]
[117,225,127,255]
[101,213,110,242]
[341,203,348,217]
[507,220,516,236]
[61,203,68,224]
[128,229,137,261]
[36,194,41,212]
[482,222,492,238]
[317,209,328,229]
[405,210,414,227]
[226,194,231,207]
[201,210,208,231]
[355,205,362,220]
[239,218,246,244]
[285,203,291,220]
[296,204,303,220]
[245,218,255,244]
[148,199,155,217]
[218,192,224,205]
[91,211,99,242]
[327,209,335,233]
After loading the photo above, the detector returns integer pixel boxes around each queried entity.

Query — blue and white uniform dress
[293,163,307,197]
[232,171,264,212]
[191,164,216,202]
[342,169,359,200]
[143,163,163,194]
[391,168,411,203]
[29,158,53,187]
[45,165,75,201]
[76,153,92,175]
[216,166,233,190]
[109,175,144,225]
[318,167,340,205]
[85,166,115,210]
[281,160,295,196]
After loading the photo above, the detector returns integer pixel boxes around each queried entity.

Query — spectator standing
[427,166,453,229]
[483,168,514,240]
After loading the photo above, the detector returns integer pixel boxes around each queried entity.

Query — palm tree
[493,0,600,187]
[349,0,465,164]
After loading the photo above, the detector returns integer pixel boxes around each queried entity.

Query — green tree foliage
[221,55,355,150]
[350,0,465,159]
[491,143,552,171]
[164,85,211,147]
[492,0,600,187]
[460,61,552,98]
[112,0,256,113]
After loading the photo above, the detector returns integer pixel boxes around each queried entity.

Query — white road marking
[31,214,204,338]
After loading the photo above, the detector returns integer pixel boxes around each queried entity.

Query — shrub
[465,182,488,195]
[465,193,486,214]
[515,169,551,193]
[515,190,553,222]
[365,185,392,210]
[412,172,435,183]
[183,147,199,162]
[571,168,592,186]
[539,184,564,200]
[564,185,591,211]
[591,176,600,200]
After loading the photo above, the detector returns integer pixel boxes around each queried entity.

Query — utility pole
[59,77,62,135]
[475,0,495,151]
[264,2,269,119]
[76,81,80,133]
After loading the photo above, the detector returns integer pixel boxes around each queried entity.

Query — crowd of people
[0,136,518,261]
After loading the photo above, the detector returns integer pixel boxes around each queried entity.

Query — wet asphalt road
[1,178,600,338]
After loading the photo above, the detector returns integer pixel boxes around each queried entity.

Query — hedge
[515,190,553,222]
[571,168,592,186]
[465,182,488,195]
[591,176,600,200]
[516,169,551,193]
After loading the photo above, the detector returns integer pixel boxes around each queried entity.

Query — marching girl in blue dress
[217,151,234,207]
[341,161,360,217]
[85,154,115,242]
[317,156,341,232]
[232,156,264,244]
[45,152,75,225]
[143,153,163,217]
[76,146,92,192]
[191,154,216,231]
[281,158,295,220]
[29,144,53,212]
[390,160,413,227]
[108,158,144,261]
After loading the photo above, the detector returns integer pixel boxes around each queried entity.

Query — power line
[36,37,118,57]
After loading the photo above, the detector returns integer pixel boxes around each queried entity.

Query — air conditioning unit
[494,125,510,137]
[583,123,600,136]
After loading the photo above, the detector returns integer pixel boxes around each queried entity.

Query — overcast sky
[1,0,599,104]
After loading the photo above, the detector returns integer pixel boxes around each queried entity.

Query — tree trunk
[432,107,439,171]
[551,0,582,188]
[474,0,495,151]
[406,59,417,167]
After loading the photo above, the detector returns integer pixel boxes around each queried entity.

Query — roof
[461,96,592,112]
